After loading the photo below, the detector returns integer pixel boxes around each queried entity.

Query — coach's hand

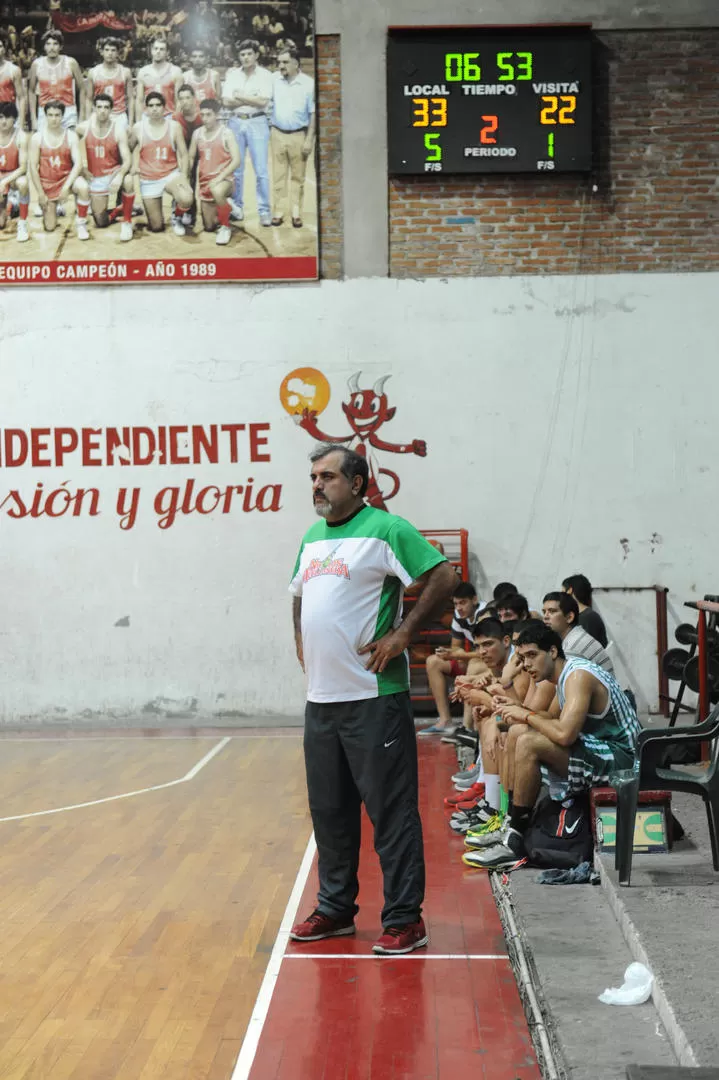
[359,628,410,673]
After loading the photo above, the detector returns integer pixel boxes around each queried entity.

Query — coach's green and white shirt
[289,505,446,703]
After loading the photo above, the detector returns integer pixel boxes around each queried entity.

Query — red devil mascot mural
[299,372,427,510]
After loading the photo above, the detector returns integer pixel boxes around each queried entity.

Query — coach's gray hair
[309,443,369,498]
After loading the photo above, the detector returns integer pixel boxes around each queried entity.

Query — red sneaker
[444,782,485,808]
[372,918,428,955]
[289,909,356,942]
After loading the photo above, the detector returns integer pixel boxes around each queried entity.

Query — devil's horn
[347,371,361,393]
[373,375,391,396]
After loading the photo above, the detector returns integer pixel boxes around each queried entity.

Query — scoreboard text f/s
[387,27,592,175]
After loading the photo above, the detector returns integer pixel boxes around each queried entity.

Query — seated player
[448,618,514,801]
[422,581,485,735]
[542,592,614,672]
[77,93,134,240]
[496,591,542,623]
[562,573,608,646]
[85,37,133,133]
[0,102,30,242]
[28,101,90,239]
[130,91,193,235]
[189,98,241,246]
[464,623,640,871]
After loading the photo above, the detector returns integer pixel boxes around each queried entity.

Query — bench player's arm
[28,61,39,131]
[292,597,304,671]
[13,65,26,130]
[27,131,44,204]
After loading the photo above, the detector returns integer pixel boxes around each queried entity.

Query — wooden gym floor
[0,732,538,1079]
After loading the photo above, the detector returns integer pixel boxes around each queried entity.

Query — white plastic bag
[598,962,653,1005]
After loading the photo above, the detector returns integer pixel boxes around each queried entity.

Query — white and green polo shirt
[289,505,446,703]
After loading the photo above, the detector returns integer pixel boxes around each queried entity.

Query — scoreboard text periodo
[387,27,593,175]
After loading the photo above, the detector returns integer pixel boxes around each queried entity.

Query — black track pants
[303,691,425,928]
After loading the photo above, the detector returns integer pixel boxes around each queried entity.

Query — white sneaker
[33,204,43,217]
[172,219,186,237]
[229,200,244,222]
[181,212,193,226]
[57,203,66,217]
[120,221,133,242]
[215,225,231,246]
[16,220,29,242]
[76,221,89,241]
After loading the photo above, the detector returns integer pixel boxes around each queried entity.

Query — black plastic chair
[608,703,719,886]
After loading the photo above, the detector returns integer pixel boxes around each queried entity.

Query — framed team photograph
[0,0,317,285]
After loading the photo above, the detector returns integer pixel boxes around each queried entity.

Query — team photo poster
[0,0,317,285]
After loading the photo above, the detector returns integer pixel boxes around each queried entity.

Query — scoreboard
[387,27,592,175]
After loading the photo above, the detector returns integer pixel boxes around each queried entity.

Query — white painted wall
[0,271,716,723]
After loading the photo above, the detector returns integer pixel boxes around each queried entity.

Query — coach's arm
[360,560,457,674]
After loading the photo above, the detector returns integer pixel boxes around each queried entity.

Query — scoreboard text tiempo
[387,27,593,175]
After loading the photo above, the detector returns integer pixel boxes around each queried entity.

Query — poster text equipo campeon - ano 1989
[0,0,316,285]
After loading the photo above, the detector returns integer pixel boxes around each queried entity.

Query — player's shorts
[38,106,78,133]
[199,176,230,201]
[89,168,120,196]
[449,659,468,677]
[140,168,179,199]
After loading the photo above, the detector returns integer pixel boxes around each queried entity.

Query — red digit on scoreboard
[480,115,498,144]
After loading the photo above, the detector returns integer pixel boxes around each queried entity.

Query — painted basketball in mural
[282,369,428,510]
[279,368,331,418]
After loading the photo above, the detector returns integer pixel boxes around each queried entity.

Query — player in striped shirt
[542,592,614,673]
[467,623,639,872]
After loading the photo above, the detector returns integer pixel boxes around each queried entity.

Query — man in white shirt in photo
[270,46,315,228]
[221,38,273,226]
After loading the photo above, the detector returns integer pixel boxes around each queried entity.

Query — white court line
[284,953,509,961]
[0,733,302,743]
[0,736,231,823]
[231,832,317,1080]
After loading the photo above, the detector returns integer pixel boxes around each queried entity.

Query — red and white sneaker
[444,782,485,808]
[289,909,356,942]
[372,918,428,955]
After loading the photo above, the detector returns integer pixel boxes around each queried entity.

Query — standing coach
[289,444,456,955]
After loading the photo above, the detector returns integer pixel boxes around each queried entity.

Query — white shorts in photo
[140,168,179,200]
[89,169,120,195]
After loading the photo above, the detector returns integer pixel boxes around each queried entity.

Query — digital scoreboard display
[387,27,592,175]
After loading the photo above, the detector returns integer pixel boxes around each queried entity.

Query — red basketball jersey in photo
[0,61,19,103]
[142,64,177,112]
[85,119,121,178]
[138,117,178,180]
[0,131,20,175]
[185,69,217,100]
[38,130,72,199]
[89,66,128,115]
[173,108,201,146]
[36,55,75,108]
[197,127,232,200]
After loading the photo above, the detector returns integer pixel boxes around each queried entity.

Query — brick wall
[385,30,719,277]
[316,35,343,279]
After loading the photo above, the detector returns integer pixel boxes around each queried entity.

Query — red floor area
[248,741,540,1080]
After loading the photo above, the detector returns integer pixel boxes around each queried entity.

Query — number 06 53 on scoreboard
[387,27,592,174]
